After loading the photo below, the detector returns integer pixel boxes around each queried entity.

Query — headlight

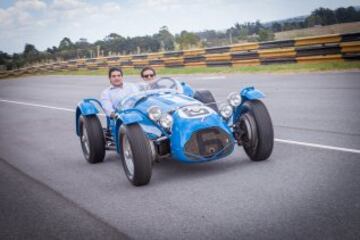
[148,106,162,121]
[227,92,241,107]
[219,104,233,119]
[160,114,173,130]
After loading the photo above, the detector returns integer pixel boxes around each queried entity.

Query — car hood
[134,93,201,113]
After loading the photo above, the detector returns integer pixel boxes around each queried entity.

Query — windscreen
[116,78,183,110]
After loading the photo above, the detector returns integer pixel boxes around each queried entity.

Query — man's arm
[100,89,116,118]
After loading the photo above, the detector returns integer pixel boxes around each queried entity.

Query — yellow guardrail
[295,34,342,46]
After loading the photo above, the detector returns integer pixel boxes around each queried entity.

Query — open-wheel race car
[75,77,274,186]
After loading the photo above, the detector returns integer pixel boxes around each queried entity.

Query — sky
[0,0,359,54]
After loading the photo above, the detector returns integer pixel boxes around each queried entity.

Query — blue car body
[75,81,264,164]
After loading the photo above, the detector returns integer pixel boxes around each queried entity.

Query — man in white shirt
[100,67,137,118]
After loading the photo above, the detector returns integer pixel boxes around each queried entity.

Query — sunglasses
[143,74,154,78]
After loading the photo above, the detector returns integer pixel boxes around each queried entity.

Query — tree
[305,14,322,27]
[175,31,201,50]
[153,26,175,51]
[335,6,360,23]
[257,28,274,42]
[271,22,282,32]
[0,51,12,70]
[101,33,128,54]
[58,37,74,50]
[11,53,26,69]
[131,36,160,53]
[335,7,349,23]
[23,44,40,63]
[306,7,337,26]
[23,44,38,56]
[104,33,122,41]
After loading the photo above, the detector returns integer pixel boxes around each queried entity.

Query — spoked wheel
[239,100,274,161]
[119,123,152,186]
[79,115,105,164]
[122,135,135,177]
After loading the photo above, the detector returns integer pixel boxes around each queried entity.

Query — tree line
[1,6,359,70]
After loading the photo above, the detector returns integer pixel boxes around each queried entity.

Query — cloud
[100,2,122,14]
[17,0,47,10]
[0,0,47,28]
[52,0,86,10]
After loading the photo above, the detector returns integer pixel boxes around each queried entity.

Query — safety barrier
[1,32,359,78]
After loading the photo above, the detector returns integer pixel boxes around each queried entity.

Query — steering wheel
[154,77,178,89]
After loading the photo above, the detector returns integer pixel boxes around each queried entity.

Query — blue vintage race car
[75,77,274,186]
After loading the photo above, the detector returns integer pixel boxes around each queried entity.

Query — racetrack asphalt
[0,72,359,240]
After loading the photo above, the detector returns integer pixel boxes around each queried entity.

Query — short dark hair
[141,66,156,77]
[108,67,123,78]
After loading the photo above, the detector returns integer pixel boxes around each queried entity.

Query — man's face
[110,70,123,87]
[142,69,155,81]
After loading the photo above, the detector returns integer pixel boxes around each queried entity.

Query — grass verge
[2,61,359,80]
[47,61,360,76]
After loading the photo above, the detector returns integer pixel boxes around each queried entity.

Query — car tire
[119,123,152,186]
[79,115,105,164]
[193,90,219,112]
[240,100,274,161]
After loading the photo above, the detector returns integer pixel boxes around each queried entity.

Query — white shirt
[100,82,138,116]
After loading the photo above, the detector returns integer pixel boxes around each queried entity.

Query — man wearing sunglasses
[140,66,157,81]
[100,67,137,118]
[139,66,218,112]
[139,66,196,96]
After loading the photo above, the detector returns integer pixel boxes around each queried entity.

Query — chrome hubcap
[240,113,258,151]
[123,135,134,177]
[242,116,253,144]
[82,125,90,156]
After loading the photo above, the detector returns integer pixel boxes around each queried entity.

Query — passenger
[100,67,137,118]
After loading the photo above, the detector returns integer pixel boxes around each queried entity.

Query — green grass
[46,61,360,76]
[2,61,359,80]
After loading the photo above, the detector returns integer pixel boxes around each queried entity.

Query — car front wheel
[119,123,152,186]
[239,100,274,161]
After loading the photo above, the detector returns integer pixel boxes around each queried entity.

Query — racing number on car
[183,107,210,118]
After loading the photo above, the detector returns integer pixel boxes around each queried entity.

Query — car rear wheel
[79,115,105,164]
[239,100,274,161]
[119,123,152,186]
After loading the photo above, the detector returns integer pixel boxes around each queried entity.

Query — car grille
[184,127,232,160]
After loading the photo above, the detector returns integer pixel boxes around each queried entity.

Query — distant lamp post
[96,45,100,57]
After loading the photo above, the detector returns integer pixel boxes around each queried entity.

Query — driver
[138,66,158,91]
[140,66,156,81]
[139,66,195,96]
[100,67,137,118]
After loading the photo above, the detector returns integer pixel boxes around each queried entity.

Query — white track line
[190,76,227,80]
[1,98,359,154]
[274,138,360,154]
[0,99,75,112]
[0,99,105,116]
